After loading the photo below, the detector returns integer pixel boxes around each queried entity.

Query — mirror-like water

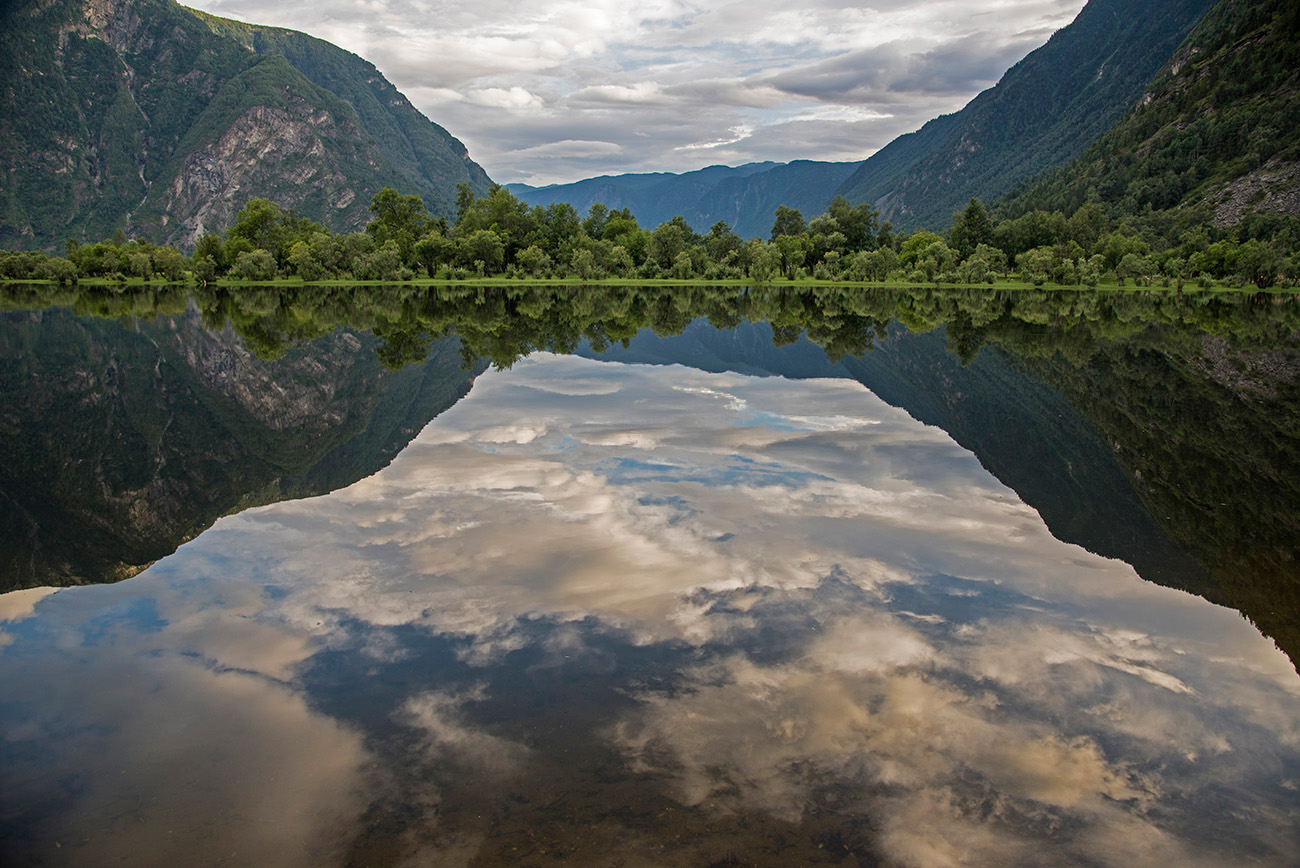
[1,286,1298,866]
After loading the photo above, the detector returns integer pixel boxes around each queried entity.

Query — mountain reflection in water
[2,353,1297,867]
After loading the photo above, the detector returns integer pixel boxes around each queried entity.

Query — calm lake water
[1,285,1298,867]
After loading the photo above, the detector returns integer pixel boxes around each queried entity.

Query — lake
[1,284,1297,867]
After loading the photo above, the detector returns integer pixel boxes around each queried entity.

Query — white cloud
[464,86,547,111]
[184,0,1088,183]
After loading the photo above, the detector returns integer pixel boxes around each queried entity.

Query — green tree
[228,198,285,255]
[230,249,278,281]
[826,195,878,252]
[516,245,552,277]
[288,241,327,281]
[774,234,810,279]
[770,205,807,241]
[366,188,428,261]
[949,198,993,258]
[463,229,505,274]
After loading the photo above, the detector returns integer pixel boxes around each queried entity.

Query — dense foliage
[4,182,1297,293]
[1004,0,1300,235]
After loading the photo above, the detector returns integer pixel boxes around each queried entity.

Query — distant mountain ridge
[834,0,1218,230]
[510,160,858,238]
[0,0,491,251]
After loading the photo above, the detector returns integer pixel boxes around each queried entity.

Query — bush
[230,249,278,281]
[34,256,77,284]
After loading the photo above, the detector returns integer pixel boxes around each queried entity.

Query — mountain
[1002,0,1300,227]
[509,160,857,237]
[685,160,861,239]
[834,0,1218,231]
[0,0,491,252]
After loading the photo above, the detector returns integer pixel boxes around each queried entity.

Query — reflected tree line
[3,281,1297,371]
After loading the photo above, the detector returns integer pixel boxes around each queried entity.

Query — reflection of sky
[2,354,1298,866]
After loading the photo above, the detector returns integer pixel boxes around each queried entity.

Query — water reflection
[2,355,1296,866]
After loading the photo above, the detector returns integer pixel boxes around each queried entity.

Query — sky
[4,355,1298,866]
[184,0,1088,186]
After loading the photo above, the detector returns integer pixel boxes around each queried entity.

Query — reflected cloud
[0,586,59,646]
[0,648,369,867]
[2,354,1297,865]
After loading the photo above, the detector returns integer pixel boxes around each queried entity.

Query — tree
[454,182,476,226]
[516,245,551,277]
[288,241,327,282]
[230,249,278,281]
[572,248,597,280]
[358,241,403,282]
[1017,246,1056,280]
[770,205,807,241]
[194,234,225,273]
[748,241,778,283]
[949,198,993,258]
[826,195,878,252]
[582,203,610,239]
[228,198,285,255]
[705,221,742,264]
[1236,239,1279,288]
[463,229,504,274]
[608,245,634,277]
[649,220,688,270]
[671,250,693,280]
[413,234,452,277]
[773,234,810,279]
[899,231,942,268]
[367,188,428,261]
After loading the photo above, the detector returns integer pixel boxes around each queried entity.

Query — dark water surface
[1,285,1298,867]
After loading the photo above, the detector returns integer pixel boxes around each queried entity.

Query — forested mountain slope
[1003,0,1300,228]
[834,0,1217,231]
[0,0,490,252]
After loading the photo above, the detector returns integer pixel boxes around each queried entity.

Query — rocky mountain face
[0,306,482,591]
[0,0,491,252]
[1004,0,1300,226]
[834,0,1218,230]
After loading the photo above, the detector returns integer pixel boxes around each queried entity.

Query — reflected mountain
[0,302,484,591]
[0,283,1296,669]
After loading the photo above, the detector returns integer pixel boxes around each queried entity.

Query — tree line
[2,183,1297,289]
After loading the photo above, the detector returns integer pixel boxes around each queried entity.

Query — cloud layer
[186,0,1086,184]
[2,355,1297,866]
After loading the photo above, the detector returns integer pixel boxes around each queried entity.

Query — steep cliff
[0,0,491,252]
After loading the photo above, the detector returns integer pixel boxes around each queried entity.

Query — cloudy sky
[185,0,1087,185]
